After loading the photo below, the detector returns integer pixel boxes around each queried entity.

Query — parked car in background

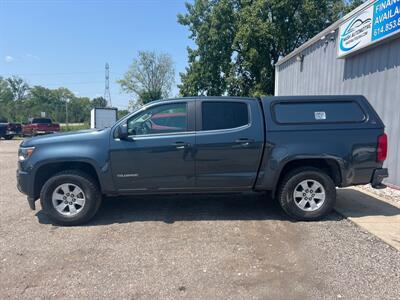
[0,119,22,140]
[17,96,388,225]
[22,118,60,136]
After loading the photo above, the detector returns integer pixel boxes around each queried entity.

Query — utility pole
[104,63,112,107]
[65,97,69,131]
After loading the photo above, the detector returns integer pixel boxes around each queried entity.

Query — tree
[6,76,29,101]
[91,96,108,108]
[0,77,14,120]
[118,109,130,120]
[0,76,99,124]
[178,0,362,97]
[118,51,175,104]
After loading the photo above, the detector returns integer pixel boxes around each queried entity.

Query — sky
[0,0,193,109]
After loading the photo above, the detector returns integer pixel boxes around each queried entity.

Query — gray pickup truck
[17,96,388,225]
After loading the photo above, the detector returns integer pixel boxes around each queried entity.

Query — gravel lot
[1,139,399,299]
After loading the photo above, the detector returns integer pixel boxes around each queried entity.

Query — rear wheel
[277,167,336,220]
[4,135,13,140]
[40,170,102,225]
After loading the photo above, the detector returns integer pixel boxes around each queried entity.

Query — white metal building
[275,0,400,187]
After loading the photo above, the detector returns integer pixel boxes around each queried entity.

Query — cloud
[4,56,14,63]
[25,54,40,61]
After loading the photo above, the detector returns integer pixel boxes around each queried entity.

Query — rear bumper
[371,168,388,189]
[35,130,57,135]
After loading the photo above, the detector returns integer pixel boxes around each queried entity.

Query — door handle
[172,141,189,149]
[235,138,254,143]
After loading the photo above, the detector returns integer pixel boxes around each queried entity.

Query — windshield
[32,118,52,124]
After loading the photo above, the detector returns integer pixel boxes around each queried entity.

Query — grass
[60,123,90,132]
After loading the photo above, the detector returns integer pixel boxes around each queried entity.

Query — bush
[60,123,90,132]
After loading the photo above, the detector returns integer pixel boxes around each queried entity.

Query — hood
[21,128,111,147]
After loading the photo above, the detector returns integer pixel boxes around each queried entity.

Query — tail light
[377,133,387,162]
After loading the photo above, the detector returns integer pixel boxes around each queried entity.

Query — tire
[277,167,336,221]
[4,135,13,140]
[40,170,102,226]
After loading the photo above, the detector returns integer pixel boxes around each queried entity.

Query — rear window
[32,118,52,124]
[273,101,366,124]
[202,101,249,131]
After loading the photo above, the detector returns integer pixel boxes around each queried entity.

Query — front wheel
[4,135,14,140]
[277,167,336,221]
[40,170,102,225]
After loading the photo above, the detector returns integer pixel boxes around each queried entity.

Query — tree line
[0,76,129,123]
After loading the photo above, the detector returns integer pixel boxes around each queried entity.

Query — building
[275,0,400,187]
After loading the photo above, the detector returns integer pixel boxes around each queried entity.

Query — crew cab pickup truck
[0,121,22,140]
[22,118,60,136]
[17,96,388,225]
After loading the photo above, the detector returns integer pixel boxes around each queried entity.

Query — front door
[109,101,196,192]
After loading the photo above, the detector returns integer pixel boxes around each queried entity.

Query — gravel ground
[0,139,399,299]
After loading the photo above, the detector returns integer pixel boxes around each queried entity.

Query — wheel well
[275,158,342,195]
[34,162,100,199]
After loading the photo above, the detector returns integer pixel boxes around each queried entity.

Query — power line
[43,81,104,86]
[0,71,105,77]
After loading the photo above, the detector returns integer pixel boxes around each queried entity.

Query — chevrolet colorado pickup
[17,96,388,225]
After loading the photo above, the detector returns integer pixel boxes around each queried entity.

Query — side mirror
[117,123,129,140]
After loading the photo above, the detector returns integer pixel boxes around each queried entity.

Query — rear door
[194,98,264,190]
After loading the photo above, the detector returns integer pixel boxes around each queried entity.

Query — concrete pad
[336,188,400,251]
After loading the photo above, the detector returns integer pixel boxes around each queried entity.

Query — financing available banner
[338,0,400,57]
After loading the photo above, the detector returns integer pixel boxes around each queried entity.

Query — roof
[261,95,365,103]
[163,96,257,102]
[275,0,374,66]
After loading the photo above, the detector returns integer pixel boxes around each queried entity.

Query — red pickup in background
[22,118,60,137]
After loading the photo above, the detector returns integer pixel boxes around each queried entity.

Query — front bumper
[371,168,388,189]
[16,169,36,210]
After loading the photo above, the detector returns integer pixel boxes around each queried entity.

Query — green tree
[0,77,14,121]
[118,51,175,104]
[118,109,130,120]
[6,76,29,101]
[178,0,362,97]
[0,76,96,124]
[91,96,108,108]
[0,76,29,121]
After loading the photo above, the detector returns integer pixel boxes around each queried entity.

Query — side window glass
[202,101,249,131]
[273,101,366,124]
[127,103,187,135]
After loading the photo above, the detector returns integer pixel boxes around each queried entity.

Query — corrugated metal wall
[276,34,400,186]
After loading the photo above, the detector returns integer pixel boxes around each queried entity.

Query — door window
[127,103,187,135]
[201,101,249,131]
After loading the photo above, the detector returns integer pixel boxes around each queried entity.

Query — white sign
[338,5,373,57]
[90,108,117,129]
[338,0,400,58]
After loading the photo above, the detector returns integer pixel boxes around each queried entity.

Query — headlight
[18,147,35,161]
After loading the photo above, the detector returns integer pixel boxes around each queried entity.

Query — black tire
[4,135,13,140]
[277,167,336,221]
[40,170,102,226]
